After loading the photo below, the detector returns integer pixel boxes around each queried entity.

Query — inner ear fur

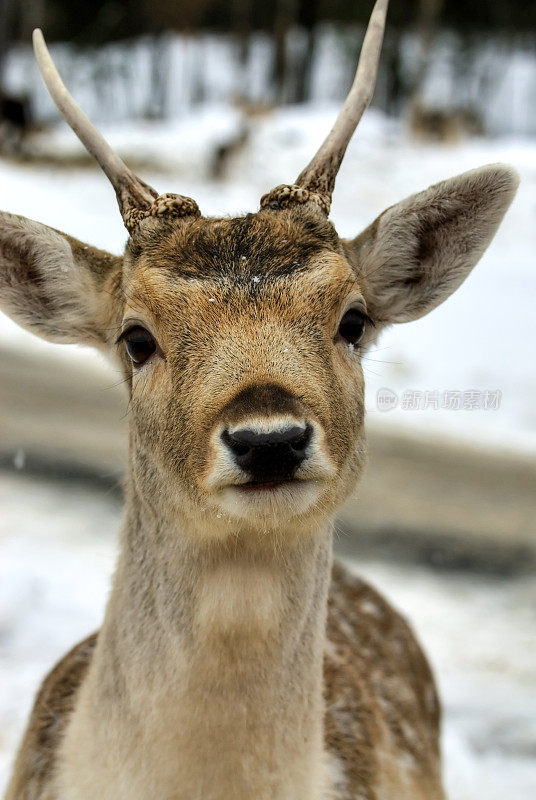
[0,211,122,346]
[343,164,519,325]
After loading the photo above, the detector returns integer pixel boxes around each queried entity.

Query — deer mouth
[215,478,323,520]
[238,478,303,491]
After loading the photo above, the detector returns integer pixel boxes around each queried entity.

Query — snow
[1,107,535,453]
[1,469,534,797]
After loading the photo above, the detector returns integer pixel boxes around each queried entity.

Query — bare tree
[412,0,446,100]
[146,31,172,120]
[272,0,299,103]
[295,0,319,104]
[232,0,252,68]
[0,0,36,150]
[0,0,16,90]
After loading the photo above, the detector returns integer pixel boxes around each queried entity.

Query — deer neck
[65,481,334,800]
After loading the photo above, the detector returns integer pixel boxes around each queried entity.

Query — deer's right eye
[123,326,157,365]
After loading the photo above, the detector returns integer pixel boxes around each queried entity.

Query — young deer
[1,2,518,798]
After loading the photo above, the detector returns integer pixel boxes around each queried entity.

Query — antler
[261,0,389,216]
[33,29,200,233]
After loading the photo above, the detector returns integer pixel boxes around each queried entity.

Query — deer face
[119,210,370,528]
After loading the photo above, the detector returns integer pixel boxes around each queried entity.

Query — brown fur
[5,636,97,800]
[325,564,443,799]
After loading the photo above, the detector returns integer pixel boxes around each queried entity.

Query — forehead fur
[126,208,341,281]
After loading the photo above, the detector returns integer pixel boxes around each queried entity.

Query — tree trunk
[412,0,446,99]
[0,0,11,94]
[232,0,251,67]
[272,0,299,104]
[231,0,252,103]
[294,0,319,104]
[147,31,171,120]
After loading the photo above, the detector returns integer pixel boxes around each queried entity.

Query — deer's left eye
[123,326,157,365]
[337,309,367,346]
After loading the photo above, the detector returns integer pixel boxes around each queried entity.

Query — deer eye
[123,326,157,365]
[337,309,367,346]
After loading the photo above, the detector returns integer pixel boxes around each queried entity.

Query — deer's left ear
[343,164,519,325]
[0,212,123,346]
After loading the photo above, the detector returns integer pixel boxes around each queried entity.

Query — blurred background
[0,1,535,797]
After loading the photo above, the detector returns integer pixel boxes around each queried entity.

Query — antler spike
[294,0,389,212]
[33,30,201,232]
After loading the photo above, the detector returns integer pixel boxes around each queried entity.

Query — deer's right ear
[0,212,122,346]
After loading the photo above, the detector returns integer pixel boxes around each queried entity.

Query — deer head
[0,1,518,540]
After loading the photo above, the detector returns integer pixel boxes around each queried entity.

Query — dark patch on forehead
[128,208,340,281]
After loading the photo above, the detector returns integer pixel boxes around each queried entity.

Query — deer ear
[343,165,519,325]
[0,212,122,346]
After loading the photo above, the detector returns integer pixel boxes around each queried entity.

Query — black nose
[222,424,312,483]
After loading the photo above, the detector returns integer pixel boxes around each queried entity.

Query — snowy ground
[0,468,535,798]
[1,106,535,454]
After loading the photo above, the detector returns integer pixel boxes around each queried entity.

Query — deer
[0,2,518,799]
